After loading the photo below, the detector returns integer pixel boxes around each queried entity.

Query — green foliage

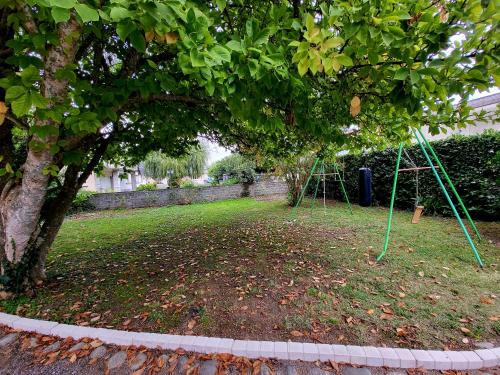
[144,144,208,184]
[68,190,95,214]
[328,132,500,220]
[136,182,157,191]
[220,177,239,186]
[208,154,256,184]
[179,179,196,188]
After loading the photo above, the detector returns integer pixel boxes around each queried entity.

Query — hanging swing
[396,149,435,224]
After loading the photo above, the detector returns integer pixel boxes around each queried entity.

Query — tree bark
[0,17,81,290]
[32,134,113,283]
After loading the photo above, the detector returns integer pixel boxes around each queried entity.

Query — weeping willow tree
[144,144,208,186]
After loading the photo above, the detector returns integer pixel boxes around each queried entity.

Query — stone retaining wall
[87,180,288,210]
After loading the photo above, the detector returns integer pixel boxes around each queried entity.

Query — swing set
[291,158,353,214]
[377,128,484,267]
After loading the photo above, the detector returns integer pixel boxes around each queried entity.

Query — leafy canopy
[0,0,498,181]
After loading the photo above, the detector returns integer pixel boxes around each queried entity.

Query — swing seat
[411,205,424,224]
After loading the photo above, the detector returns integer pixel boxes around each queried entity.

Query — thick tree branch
[16,3,38,34]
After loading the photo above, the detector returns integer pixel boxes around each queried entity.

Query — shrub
[179,179,196,188]
[208,154,256,184]
[326,131,500,220]
[221,177,239,186]
[68,191,95,214]
[136,182,157,191]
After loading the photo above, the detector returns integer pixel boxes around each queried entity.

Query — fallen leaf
[418,271,424,277]
[290,330,303,337]
[187,319,196,330]
[460,327,471,334]
[462,338,469,344]
[90,340,102,348]
[480,296,494,305]
[396,327,407,337]
[366,309,374,315]
[380,313,392,320]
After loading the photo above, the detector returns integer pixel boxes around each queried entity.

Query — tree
[0,0,497,292]
[144,144,208,186]
[208,153,257,184]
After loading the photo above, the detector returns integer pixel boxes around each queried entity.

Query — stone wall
[87,180,288,210]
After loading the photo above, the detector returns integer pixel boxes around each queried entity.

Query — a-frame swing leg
[310,161,324,210]
[417,129,481,242]
[334,162,353,214]
[377,143,403,262]
[413,130,484,267]
[291,158,319,217]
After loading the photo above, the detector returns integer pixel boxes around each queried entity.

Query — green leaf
[30,92,49,108]
[410,71,420,84]
[226,40,242,52]
[190,49,205,68]
[129,29,146,52]
[75,4,99,23]
[248,59,259,77]
[394,68,408,80]
[210,45,231,63]
[253,28,271,46]
[11,93,32,116]
[298,58,309,76]
[336,54,353,67]
[205,80,215,96]
[5,86,26,101]
[110,7,133,21]
[368,50,378,65]
[321,37,343,51]
[216,0,226,11]
[21,65,40,85]
[305,14,315,32]
[49,0,76,9]
[51,7,70,23]
[116,22,134,41]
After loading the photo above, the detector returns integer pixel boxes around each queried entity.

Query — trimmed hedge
[325,131,500,220]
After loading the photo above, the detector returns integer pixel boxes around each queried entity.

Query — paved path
[0,327,498,375]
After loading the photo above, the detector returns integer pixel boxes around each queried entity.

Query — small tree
[208,154,257,184]
[144,144,208,186]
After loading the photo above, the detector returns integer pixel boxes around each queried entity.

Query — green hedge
[325,131,500,220]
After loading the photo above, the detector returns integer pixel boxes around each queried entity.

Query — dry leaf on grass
[188,319,196,330]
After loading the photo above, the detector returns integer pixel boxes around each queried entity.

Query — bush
[179,179,196,188]
[221,177,239,186]
[68,191,95,214]
[208,154,256,184]
[325,131,500,220]
[136,182,157,191]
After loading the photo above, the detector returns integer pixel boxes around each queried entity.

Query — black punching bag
[358,168,372,207]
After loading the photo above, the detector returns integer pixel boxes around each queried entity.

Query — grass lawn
[2,198,499,349]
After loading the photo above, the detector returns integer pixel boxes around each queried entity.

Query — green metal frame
[334,162,353,214]
[377,131,484,267]
[310,161,325,210]
[291,157,319,216]
[377,143,403,262]
[292,158,353,215]
[417,129,481,241]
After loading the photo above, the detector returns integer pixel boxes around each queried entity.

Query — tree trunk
[0,18,81,291]
[29,166,80,283]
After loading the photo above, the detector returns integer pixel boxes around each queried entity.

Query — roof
[468,92,500,108]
